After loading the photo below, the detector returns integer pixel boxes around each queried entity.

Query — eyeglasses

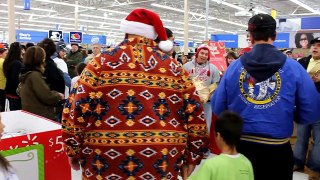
[300,38,308,41]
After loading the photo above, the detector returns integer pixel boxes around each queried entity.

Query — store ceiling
[0,0,319,43]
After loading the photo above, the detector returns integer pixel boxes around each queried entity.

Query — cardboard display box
[0,110,71,180]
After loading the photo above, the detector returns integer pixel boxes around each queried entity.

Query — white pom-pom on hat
[158,40,174,53]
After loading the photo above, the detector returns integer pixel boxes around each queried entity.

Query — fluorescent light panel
[33,0,95,9]
[0,3,56,12]
[211,0,267,14]
[289,0,320,14]
[151,3,246,28]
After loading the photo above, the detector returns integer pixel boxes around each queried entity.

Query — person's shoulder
[284,57,304,69]
[209,62,219,70]
[12,60,23,66]
[183,61,194,68]
[239,154,253,165]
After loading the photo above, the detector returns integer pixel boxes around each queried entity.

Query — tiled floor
[71,153,308,180]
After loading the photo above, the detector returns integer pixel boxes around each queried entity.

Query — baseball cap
[56,41,67,52]
[0,44,7,53]
[310,37,320,45]
[247,14,276,32]
[285,50,292,54]
[71,43,79,47]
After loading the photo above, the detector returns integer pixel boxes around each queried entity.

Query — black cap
[56,41,67,52]
[71,43,79,47]
[285,50,292,54]
[247,14,276,32]
[310,37,320,45]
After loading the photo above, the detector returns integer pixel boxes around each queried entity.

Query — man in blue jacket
[211,14,320,180]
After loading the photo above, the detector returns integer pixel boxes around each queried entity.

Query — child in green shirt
[190,111,254,180]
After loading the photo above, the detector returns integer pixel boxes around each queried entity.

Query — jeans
[7,97,21,111]
[293,121,320,172]
[204,102,212,133]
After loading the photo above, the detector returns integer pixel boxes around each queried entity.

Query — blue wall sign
[16,30,47,43]
[211,34,238,48]
[273,33,290,48]
[24,0,30,10]
[174,41,195,47]
[301,17,320,30]
[69,32,83,43]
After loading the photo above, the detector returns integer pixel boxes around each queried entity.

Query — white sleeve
[54,58,68,73]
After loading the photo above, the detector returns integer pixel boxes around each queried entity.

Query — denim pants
[204,102,212,133]
[293,121,320,172]
[7,97,21,111]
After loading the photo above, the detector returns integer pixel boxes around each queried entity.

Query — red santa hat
[195,45,211,60]
[120,8,173,52]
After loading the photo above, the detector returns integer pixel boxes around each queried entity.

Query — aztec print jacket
[62,35,209,180]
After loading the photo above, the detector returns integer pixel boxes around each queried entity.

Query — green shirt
[190,154,254,180]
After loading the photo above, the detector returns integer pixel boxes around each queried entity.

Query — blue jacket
[211,44,320,141]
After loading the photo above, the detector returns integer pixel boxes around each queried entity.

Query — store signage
[211,34,238,48]
[16,30,48,43]
[273,33,290,48]
[206,41,227,72]
[173,41,195,47]
[48,30,63,42]
[301,17,320,30]
[24,0,30,10]
[69,31,83,43]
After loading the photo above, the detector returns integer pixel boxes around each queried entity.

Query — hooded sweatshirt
[211,44,320,141]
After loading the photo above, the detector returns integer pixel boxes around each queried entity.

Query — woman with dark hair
[38,38,65,94]
[226,51,238,66]
[295,33,314,49]
[3,42,23,110]
[18,46,64,120]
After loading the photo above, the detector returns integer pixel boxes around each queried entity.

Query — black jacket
[44,57,65,94]
[298,55,320,92]
[5,60,24,97]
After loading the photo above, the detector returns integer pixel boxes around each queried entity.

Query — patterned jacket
[62,35,209,180]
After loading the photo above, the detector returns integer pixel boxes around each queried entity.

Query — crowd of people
[0,8,319,180]
[0,38,102,122]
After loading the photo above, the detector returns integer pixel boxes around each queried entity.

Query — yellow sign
[271,9,277,19]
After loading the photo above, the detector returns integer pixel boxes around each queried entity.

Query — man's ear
[216,132,221,140]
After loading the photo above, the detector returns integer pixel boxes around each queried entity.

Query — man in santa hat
[62,8,208,180]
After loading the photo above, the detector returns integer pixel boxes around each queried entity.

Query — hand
[68,157,80,171]
[312,75,320,82]
[58,93,65,100]
[312,71,320,82]
[180,164,196,180]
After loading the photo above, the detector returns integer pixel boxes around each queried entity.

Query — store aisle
[71,153,308,180]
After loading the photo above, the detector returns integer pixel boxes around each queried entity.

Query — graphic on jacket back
[239,68,281,109]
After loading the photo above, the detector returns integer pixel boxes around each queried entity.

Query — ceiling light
[151,3,246,27]
[290,12,317,15]
[33,0,95,9]
[80,14,121,22]
[0,3,57,12]
[252,8,268,14]
[211,0,244,11]
[211,0,267,14]
[289,0,320,14]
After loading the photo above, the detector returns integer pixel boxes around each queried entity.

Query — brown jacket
[18,70,61,120]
